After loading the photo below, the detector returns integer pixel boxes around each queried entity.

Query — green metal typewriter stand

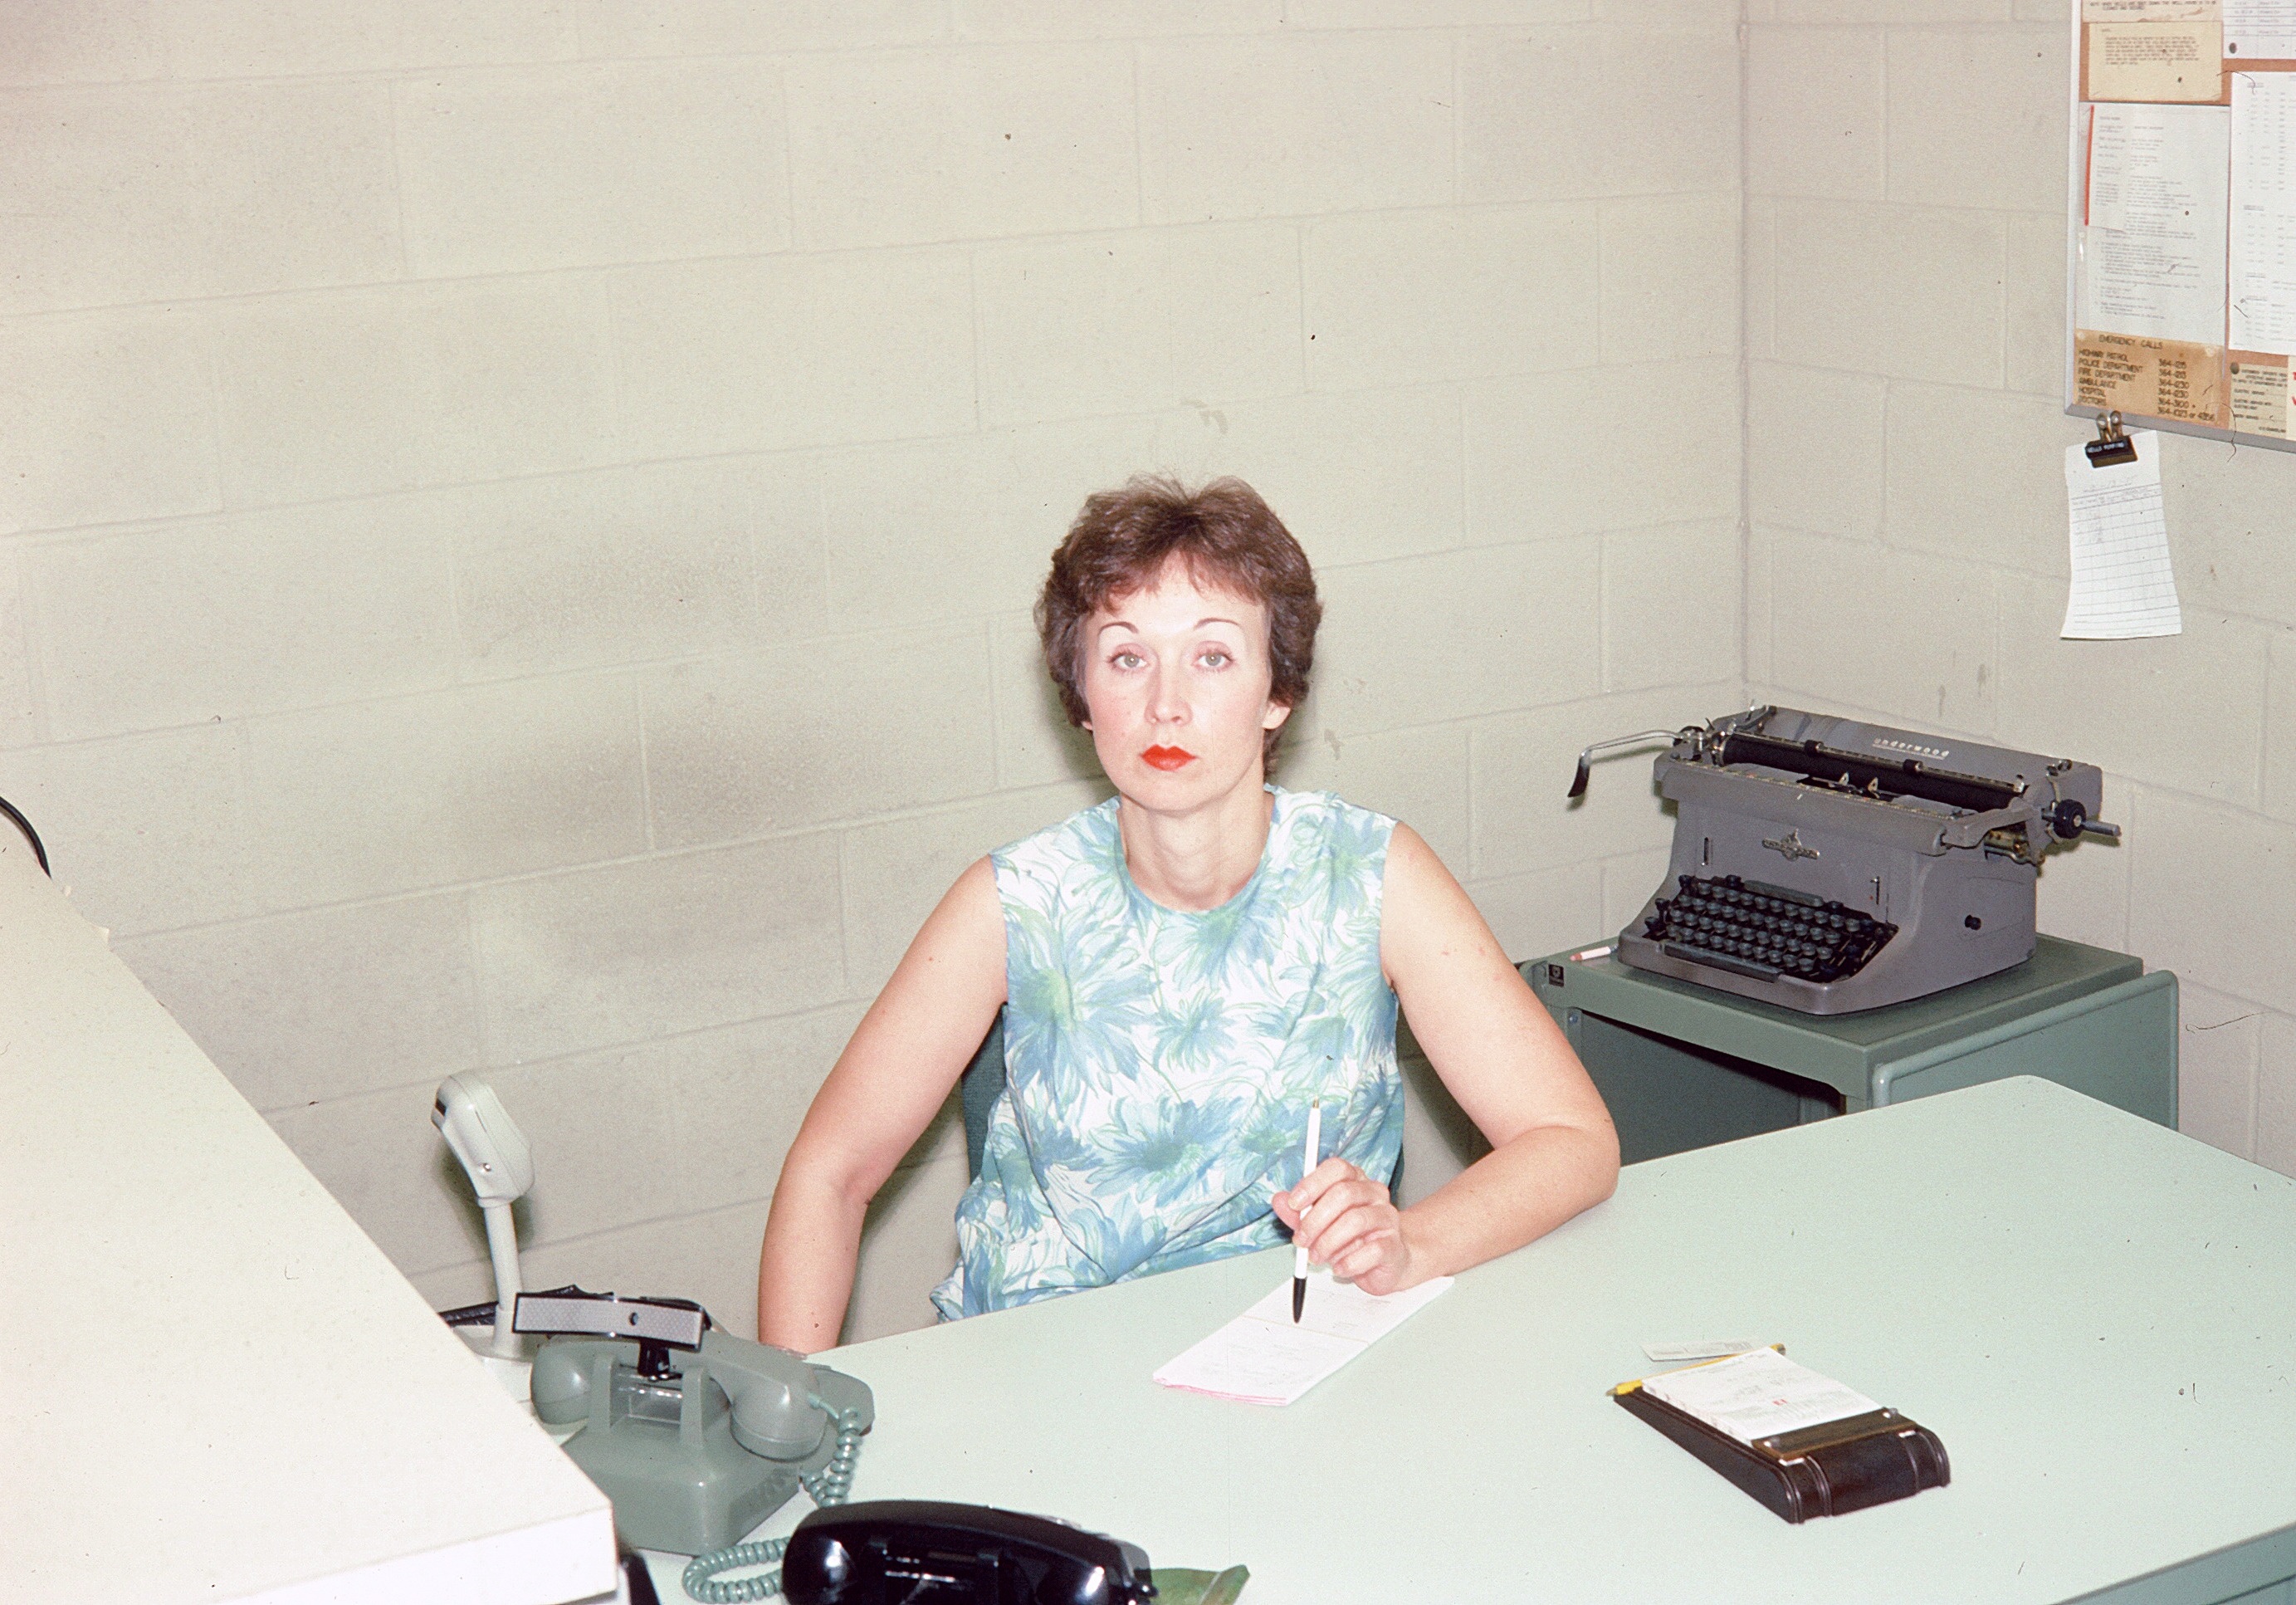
[1523,935,2177,1164]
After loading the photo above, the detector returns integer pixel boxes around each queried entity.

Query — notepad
[1152,1268,1453,1407]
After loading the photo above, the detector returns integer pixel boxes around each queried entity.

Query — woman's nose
[1150,664,1189,723]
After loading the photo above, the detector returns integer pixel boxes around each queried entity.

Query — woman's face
[1079,560,1291,810]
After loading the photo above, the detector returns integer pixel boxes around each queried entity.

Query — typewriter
[1570,706,2119,1015]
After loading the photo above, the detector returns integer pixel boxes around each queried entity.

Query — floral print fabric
[931,786,1401,1320]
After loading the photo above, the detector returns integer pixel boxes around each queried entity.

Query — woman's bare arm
[755,857,1007,1351]
[1276,824,1618,1291]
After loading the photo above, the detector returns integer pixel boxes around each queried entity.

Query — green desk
[653,1079,2296,1604]
[1525,935,2178,1164]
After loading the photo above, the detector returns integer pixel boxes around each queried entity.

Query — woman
[757,477,1615,1350]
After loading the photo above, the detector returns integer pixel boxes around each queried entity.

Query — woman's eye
[1111,650,1146,670]
[1199,648,1231,668]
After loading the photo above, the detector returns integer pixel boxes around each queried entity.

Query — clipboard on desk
[1612,1348,1950,1524]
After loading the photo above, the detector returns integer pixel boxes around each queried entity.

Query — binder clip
[2084,409,2137,467]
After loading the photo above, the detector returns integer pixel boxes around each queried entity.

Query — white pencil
[1292,1099,1321,1324]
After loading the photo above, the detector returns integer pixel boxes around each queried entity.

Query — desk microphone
[433,1074,535,1374]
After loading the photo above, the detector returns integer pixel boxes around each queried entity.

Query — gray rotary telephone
[518,1289,875,1558]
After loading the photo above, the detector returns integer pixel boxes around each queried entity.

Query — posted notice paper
[2064,429,2183,639]
[2231,72,2296,355]
[2226,0,2296,57]
[1153,1267,1453,1407]
[2081,102,2230,347]
[2084,0,2225,103]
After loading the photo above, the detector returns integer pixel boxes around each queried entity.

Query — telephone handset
[518,1290,873,1559]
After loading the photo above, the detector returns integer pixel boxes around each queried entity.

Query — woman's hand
[1272,1157,1420,1297]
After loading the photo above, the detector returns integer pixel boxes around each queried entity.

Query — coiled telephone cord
[679,1405,868,1603]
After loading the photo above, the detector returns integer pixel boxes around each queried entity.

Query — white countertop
[0,834,615,1605]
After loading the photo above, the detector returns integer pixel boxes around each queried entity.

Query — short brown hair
[1037,476,1321,771]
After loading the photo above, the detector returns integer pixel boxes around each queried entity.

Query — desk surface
[0,837,614,1605]
[712,1077,2296,1605]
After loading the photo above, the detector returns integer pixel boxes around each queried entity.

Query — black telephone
[780,1501,1156,1605]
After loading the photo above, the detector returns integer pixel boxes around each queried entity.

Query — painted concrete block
[1297,1,1589,20]
[955,0,1283,37]
[207,290,441,506]
[1604,521,1740,692]
[0,2,164,86]
[1996,575,2269,809]
[785,45,1136,249]
[163,0,580,75]
[1462,26,1737,202]
[2174,980,2262,1160]
[642,626,998,849]
[2257,1012,2296,1179]
[0,552,37,747]
[471,832,848,1064]
[1746,361,1886,536]
[2131,790,2296,1019]
[840,782,1107,995]
[398,61,787,276]
[1883,383,2086,575]
[1306,205,1601,389]
[1465,358,1741,541]
[1278,722,1473,870]
[1887,27,2067,213]
[242,673,648,908]
[820,414,1163,630]
[26,500,455,741]
[1147,387,1463,570]
[1600,194,1740,363]
[1460,861,1607,966]
[574,0,948,57]
[1747,27,1883,199]
[662,1004,872,1222]
[116,892,483,1113]
[0,86,205,313]
[1469,681,1736,878]
[401,277,620,487]
[1745,195,1778,359]
[1773,201,2004,384]
[269,1080,493,1277]
[2269,634,2296,825]
[2161,438,2296,630]
[193,81,402,300]
[2005,211,2069,398]
[0,724,256,937]
[1140,32,1453,222]
[612,252,976,458]
[975,223,1302,426]
[0,310,220,534]
[991,611,1106,790]
[1310,541,1605,739]
[451,459,768,680]
[1761,531,1998,734]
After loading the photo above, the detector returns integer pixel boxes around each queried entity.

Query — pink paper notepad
[1152,1268,1453,1407]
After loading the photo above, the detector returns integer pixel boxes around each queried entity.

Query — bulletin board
[2067,2,2296,449]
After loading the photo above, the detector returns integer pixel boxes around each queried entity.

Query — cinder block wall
[0,2,1741,1341]
[1743,3,2296,1167]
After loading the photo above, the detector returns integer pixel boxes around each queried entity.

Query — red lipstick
[1141,746,1197,771]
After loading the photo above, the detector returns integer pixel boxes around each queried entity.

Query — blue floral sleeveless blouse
[930,786,1402,1320]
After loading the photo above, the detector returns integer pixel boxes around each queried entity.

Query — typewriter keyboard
[1643,874,1896,985]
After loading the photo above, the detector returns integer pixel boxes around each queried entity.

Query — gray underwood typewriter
[1570,706,2120,1015]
